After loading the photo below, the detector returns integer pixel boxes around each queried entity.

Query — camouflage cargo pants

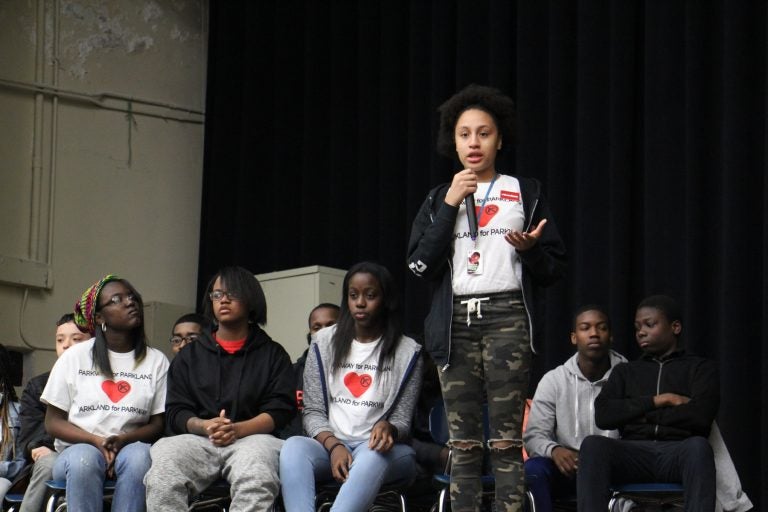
[439,291,531,512]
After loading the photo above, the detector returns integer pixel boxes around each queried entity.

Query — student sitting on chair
[523,305,626,512]
[145,266,296,512]
[279,262,423,511]
[17,313,89,512]
[280,303,341,439]
[577,295,719,512]
[42,275,169,512]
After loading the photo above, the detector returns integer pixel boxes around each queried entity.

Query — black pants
[576,435,715,512]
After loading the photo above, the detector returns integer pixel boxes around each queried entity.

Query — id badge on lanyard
[467,174,498,275]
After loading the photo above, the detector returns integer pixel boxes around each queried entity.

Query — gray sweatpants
[145,433,283,512]
[0,477,10,505]
[19,451,58,512]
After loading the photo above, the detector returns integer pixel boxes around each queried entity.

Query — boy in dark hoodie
[145,267,296,512]
[577,295,719,511]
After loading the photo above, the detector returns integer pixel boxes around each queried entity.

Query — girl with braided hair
[0,343,24,502]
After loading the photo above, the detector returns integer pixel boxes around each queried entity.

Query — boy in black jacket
[577,295,719,512]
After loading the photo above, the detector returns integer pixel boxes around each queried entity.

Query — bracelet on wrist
[328,442,345,456]
[322,436,337,449]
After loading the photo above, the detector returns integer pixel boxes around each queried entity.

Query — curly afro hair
[436,84,516,158]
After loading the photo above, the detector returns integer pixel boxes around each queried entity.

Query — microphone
[465,194,478,240]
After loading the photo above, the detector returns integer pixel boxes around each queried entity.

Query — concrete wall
[0,0,208,385]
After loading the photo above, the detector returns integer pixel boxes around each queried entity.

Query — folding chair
[608,482,684,511]
[315,479,411,512]
[44,479,116,512]
[4,491,25,512]
[189,479,231,511]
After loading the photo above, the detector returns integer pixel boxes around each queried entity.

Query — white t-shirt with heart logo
[327,338,391,443]
[41,337,169,452]
[452,174,526,295]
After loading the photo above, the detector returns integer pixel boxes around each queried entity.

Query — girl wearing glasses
[169,313,206,354]
[41,275,169,512]
[145,266,295,512]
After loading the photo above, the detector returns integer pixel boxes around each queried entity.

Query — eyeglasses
[209,290,240,302]
[101,293,137,308]
[170,334,200,346]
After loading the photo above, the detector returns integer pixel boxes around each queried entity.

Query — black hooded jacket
[18,371,54,460]
[595,349,719,440]
[165,326,296,435]
[407,176,567,367]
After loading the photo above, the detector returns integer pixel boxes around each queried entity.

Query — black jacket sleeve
[516,188,567,287]
[253,344,297,431]
[595,363,657,430]
[407,185,457,281]
[18,373,53,460]
[596,356,720,440]
[164,352,198,434]
[643,358,719,437]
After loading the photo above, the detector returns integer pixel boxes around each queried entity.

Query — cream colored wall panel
[257,266,347,362]
[56,0,207,107]
[0,91,35,257]
[0,1,38,81]
[144,300,191,361]
[0,0,208,384]
[53,105,203,304]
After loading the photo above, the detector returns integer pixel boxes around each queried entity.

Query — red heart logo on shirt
[478,204,499,227]
[343,372,373,398]
[102,380,131,403]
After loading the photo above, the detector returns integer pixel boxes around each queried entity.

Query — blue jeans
[524,456,576,512]
[279,436,416,511]
[52,442,151,512]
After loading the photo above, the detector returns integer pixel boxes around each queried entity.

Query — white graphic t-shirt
[452,174,526,295]
[328,338,390,443]
[41,338,169,452]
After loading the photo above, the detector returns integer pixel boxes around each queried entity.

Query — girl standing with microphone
[407,84,566,511]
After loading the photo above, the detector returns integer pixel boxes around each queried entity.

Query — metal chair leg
[525,489,537,512]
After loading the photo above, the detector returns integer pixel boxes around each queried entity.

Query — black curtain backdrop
[199,1,766,506]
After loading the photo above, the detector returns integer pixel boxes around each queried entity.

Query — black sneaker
[369,491,403,512]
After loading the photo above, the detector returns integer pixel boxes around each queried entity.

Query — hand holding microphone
[445,169,478,207]
[445,170,479,240]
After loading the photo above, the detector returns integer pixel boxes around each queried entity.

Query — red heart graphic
[478,204,499,227]
[343,372,373,398]
[102,380,131,403]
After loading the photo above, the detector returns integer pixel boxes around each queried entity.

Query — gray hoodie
[524,349,627,458]
[302,326,423,442]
